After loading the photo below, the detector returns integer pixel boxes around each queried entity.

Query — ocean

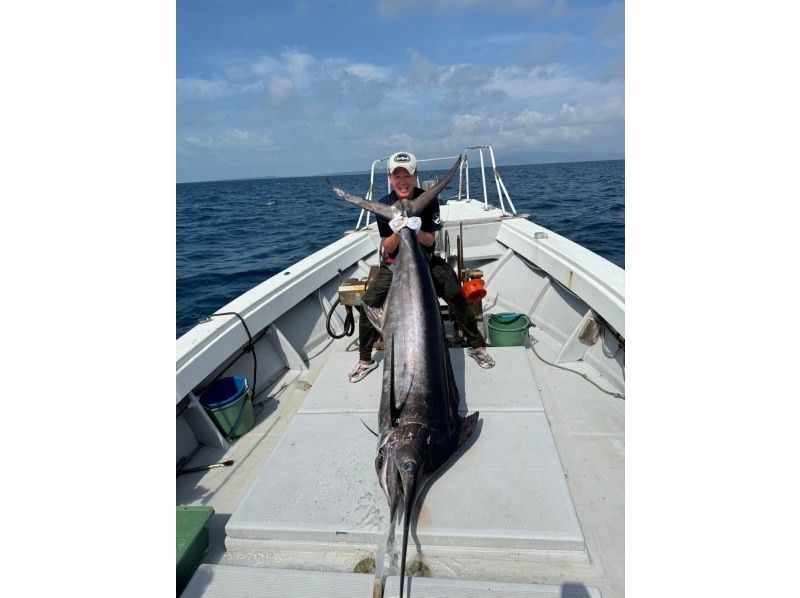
[177,159,624,338]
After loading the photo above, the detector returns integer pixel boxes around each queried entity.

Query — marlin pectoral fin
[361,418,379,437]
[457,411,480,448]
[363,305,384,335]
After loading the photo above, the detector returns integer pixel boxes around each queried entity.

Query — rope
[530,341,625,400]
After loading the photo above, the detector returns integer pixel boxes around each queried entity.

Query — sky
[177,0,624,182]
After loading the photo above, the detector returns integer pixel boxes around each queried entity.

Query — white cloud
[197,49,393,105]
[178,46,623,178]
[177,78,233,101]
[377,0,552,19]
[448,92,622,152]
[516,108,549,126]
[268,77,295,103]
[284,49,315,78]
[479,32,531,46]
[177,77,264,102]
[221,48,316,86]
[280,49,315,91]
[344,62,391,81]
[488,63,623,104]
[182,129,273,150]
[371,58,621,121]
[248,55,279,77]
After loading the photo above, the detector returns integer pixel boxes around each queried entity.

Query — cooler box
[177,505,214,593]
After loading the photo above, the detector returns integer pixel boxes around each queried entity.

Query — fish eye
[403,461,417,472]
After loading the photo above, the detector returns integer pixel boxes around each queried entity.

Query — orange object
[462,278,487,303]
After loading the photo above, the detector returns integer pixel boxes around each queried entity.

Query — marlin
[329,156,480,598]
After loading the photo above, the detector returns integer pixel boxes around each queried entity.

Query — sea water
[177,159,624,338]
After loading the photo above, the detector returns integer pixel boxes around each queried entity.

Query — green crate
[176,505,214,594]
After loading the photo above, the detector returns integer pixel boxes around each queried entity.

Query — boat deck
[183,564,602,597]
[177,335,623,597]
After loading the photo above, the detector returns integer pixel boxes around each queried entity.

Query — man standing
[348,151,495,383]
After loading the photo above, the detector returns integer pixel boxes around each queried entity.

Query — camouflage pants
[357,254,485,361]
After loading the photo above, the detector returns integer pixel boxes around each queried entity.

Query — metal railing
[354,144,517,230]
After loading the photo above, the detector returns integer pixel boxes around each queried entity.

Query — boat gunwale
[176,202,625,402]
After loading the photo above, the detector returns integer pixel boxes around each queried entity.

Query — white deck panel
[298,347,543,414]
[182,564,374,597]
[227,411,384,544]
[182,564,602,597]
[385,576,603,598]
[226,410,582,550]
[297,351,383,414]
[409,411,582,551]
[227,347,582,554]
[447,346,543,412]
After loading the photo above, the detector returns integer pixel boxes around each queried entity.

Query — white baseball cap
[387,151,417,175]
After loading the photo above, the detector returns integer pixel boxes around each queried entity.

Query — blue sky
[177,0,623,182]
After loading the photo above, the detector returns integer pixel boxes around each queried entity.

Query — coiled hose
[326,297,355,338]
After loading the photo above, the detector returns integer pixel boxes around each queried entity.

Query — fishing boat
[176,145,625,597]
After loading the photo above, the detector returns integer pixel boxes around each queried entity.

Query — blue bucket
[199,376,254,438]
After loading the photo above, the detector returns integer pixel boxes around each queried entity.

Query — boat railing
[355,145,517,230]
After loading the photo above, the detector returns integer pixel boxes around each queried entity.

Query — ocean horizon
[177,159,624,337]
[177,157,624,185]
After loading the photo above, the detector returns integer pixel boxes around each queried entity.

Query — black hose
[326,297,355,339]
[203,311,257,440]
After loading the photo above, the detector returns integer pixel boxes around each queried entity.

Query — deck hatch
[226,347,585,558]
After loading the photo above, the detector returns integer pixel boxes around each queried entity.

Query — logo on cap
[388,151,417,175]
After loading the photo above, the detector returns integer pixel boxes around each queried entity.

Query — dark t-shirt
[376,187,442,261]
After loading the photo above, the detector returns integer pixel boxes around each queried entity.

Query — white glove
[389,215,407,233]
[406,217,422,232]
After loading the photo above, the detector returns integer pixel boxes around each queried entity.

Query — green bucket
[487,312,532,347]
[199,376,255,438]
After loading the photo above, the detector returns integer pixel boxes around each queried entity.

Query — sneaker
[348,360,379,383]
[468,348,495,369]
